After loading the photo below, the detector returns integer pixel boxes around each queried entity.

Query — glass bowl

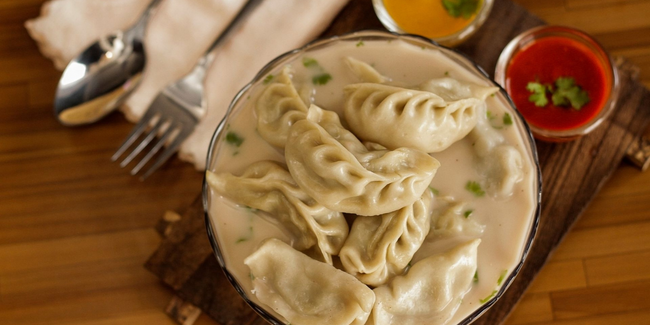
[203,30,541,325]
[372,0,494,47]
[495,25,620,142]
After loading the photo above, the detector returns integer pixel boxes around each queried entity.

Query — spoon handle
[128,0,165,39]
[198,0,265,69]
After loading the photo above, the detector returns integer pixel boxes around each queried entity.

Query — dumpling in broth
[343,56,388,84]
[206,161,348,264]
[255,66,308,148]
[285,105,440,216]
[339,189,434,287]
[369,239,480,325]
[245,238,376,325]
[343,80,498,153]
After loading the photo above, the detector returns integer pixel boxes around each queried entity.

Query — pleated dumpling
[369,239,480,325]
[469,113,524,198]
[255,66,308,148]
[245,238,376,325]
[285,105,440,216]
[429,197,486,239]
[205,161,348,264]
[343,80,498,152]
[339,189,434,287]
[343,56,388,84]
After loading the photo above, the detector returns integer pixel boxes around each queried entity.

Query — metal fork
[111,0,263,179]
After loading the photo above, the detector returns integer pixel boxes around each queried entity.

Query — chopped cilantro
[262,74,274,84]
[503,113,513,126]
[428,187,439,195]
[497,269,508,286]
[312,73,332,85]
[302,57,319,68]
[225,131,244,147]
[249,272,255,280]
[356,40,364,47]
[465,181,485,197]
[473,270,479,283]
[444,71,450,76]
[552,77,590,109]
[235,237,247,243]
[464,209,474,218]
[442,0,480,19]
[526,81,549,107]
[479,290,497,304]
[235,226,253,244]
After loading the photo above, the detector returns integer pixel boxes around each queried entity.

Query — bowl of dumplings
[203,30,542,325]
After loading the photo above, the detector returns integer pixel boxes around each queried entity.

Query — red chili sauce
[505,36,609,131]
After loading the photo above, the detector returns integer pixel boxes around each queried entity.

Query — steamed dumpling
[245,238,376,325]
[255,66,308,148]
[469,113,524,198]
[339,189,434,287]
[285,105,440,216]
[343,56,388,84]
[429,197,485,239]
[206,161,348,264]
[369,239,480,325]
[343,80,498,152]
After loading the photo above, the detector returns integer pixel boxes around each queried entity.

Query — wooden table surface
[1,1,649,324]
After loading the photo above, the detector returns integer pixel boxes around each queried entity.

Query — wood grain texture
[1,0,650,324]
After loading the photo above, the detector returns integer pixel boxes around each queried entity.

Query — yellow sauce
[383,0,481,39]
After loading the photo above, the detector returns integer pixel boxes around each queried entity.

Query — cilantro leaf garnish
[442,0,480,19]
[473,270,479,283]
[428,186,440,195]
[497,269,508,286]
[302,57,319,68]
[312,73,332,85]
[356,40,364,47]
[225,131,244,147]
[262,74,274,84]
[464,209,474,218]
[503,113,513,126]
[465,181,485,197]
[526,81,549,107]
[480,290,497,304]
[551,77,590,109]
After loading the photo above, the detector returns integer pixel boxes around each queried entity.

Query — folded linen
[26,0,349,170]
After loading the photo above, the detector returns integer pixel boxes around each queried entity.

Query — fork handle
[198,0,265,69]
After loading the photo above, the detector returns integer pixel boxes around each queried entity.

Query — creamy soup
[206,38,537,325]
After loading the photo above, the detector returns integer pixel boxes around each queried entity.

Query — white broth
[207,38,537,325]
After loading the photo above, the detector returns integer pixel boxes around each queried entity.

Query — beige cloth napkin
[26,0,349,170]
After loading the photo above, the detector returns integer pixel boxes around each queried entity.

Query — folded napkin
[26,0,349,170]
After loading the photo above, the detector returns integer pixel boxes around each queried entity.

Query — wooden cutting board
[145,0,650,324]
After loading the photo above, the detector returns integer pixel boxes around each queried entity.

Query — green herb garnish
[526,81,550,107]
[527,77,590,110]
[465,181,485,197]
[225,131,244,147]
[356,40,365,47]
[479,290,497,304]
[552,77,590,109]
[497,269,508,286]
[428,187,440,195]
[250,272,255,280]
[262,74,274,84]
[464,209,474,218]
[442,0,480,19]
[302,57,319,68]
[236,226,253,243]
[444,71,450,76]
[312,73,332,85]
[503,113,513,126]
[473,270,479,283]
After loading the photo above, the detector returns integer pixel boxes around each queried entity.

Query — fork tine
[130,123,177,175]
[140,127,192,180]
[120,117,166,168]
[111,108,158,161]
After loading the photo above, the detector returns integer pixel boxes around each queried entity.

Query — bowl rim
[202,29,542,325]
[494,25,620,141]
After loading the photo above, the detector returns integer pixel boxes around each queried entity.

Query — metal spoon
[53,0,163,126]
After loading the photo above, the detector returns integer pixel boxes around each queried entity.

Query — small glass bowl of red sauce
[495,25,619,142]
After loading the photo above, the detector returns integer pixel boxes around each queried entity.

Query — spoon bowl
[54,0,162,126]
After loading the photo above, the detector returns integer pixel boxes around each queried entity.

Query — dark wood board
[145,0,650,324]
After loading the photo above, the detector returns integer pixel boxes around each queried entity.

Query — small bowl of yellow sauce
[373,0,494,47]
